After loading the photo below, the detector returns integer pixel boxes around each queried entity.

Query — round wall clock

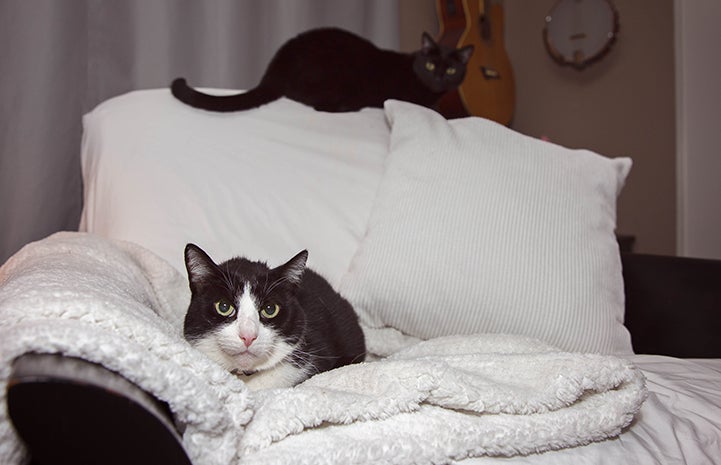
[543,0,619,69]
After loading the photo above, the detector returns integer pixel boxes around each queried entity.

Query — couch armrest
[621,253,721,358]
[7,353,192,465]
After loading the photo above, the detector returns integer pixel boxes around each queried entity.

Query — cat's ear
[456,45,474,65]
[421,32,438,54]
[184,243,219,292]
[277,250,308,286]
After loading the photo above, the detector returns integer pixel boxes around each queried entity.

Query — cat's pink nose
[240,334,257,347]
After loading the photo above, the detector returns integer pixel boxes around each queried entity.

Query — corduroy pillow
[340,100,633,355]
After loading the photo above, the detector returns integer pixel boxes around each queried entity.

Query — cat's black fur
[183,244,365,388]
[171,27,473,112]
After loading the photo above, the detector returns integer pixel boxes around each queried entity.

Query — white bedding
[465,356,721,464]
[80,89,388,288]
[0,233,718,465]
[50,89,720,463]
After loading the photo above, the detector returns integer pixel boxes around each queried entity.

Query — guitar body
[435,0,470,118]
[458,1,515,125]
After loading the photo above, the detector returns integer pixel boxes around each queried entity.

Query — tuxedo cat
[183,244,365,389]
[171,27,473,112]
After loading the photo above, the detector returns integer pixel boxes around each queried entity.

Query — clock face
[543,0,619,69]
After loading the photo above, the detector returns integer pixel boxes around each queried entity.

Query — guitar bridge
[481,66,501,80]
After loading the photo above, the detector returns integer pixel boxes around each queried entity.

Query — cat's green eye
[214,300,235,317]
[261,303,280,319]
[446,67,456,75]
[425,61,435,71]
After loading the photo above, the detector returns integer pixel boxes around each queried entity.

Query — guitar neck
[457,0,516,125]
[479,0,491,41]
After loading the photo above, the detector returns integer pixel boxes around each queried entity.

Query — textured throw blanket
[0,233,647,465]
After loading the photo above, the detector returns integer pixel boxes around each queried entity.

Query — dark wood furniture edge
[622,252,721,358]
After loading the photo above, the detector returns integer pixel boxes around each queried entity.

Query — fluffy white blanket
[0,233,647,465]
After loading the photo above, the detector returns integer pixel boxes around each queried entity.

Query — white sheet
[462,356,721,464]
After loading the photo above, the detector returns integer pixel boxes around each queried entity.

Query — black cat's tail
[170,78,280,112]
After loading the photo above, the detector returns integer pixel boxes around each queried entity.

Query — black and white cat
[171,27,473,112]
[183,244,365,389]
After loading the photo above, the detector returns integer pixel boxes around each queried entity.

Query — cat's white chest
[241,363,311,390]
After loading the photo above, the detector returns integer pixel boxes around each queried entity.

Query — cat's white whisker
[264,275,291,295]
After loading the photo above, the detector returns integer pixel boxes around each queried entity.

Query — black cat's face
[183,244,308,376]
[413,32,474,93]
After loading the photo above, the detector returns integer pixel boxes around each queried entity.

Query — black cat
[171,27,473,112]
[183,244,366,389]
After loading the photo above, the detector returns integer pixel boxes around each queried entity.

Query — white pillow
[80,90,388,287]
[340,100,633,355]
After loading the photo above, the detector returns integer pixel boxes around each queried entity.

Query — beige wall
[400,0,676,255]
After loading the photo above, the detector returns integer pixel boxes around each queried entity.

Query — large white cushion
[80,90,388,287]
[340,100,633,355]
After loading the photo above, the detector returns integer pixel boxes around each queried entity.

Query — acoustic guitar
[436,0,516,125]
